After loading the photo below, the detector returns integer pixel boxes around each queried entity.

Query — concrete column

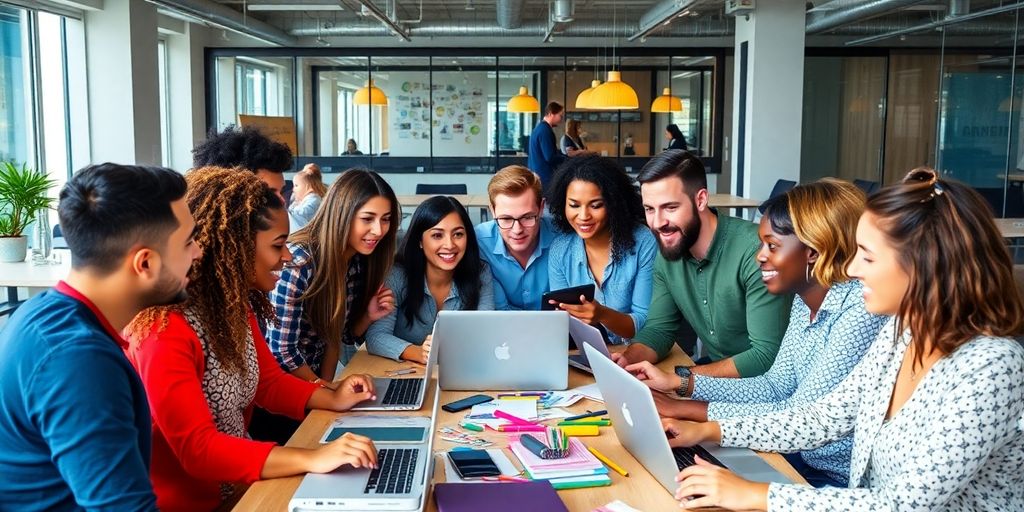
[84,0,161,165]
[166,23,208,172]
[730,0,805,200]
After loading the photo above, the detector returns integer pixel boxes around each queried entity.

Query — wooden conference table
[234,346,804,512]
[396,194,763,220]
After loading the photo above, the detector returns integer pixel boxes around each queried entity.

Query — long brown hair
[867,167,1024,364]
[289,169,400,344]
[299,164,328,197]
[126,166,282,373]
[566,119,582,140]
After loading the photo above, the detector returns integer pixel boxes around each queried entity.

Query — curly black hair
[192,125,293,173]
[546,155,645,262]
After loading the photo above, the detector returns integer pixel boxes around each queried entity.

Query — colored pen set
[520,428,571,459]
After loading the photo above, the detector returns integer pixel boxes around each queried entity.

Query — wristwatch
[673,365,693,397]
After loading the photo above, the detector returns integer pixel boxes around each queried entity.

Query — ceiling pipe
[806,0,934,34]
[543,0,575,42]
[351,0,411,40]
[289,18,734,38]
[845,0,1024,45]
[496,0,525,29]
[145,0,297,45]
[629,0,700,41]
[948,0,969,17]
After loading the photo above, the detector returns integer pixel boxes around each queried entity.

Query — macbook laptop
[567,317,612,374]
[438,310,569,391]
[584,344,792,493]
[289,383,441,512]
[352,322,438,411]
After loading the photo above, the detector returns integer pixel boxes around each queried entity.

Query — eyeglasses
[495,214,539,230]
[904,167,946,202]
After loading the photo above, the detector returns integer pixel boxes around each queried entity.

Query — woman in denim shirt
[546,155,656,344]
[366,196,494,363]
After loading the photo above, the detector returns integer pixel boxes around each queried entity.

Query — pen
[460,422,483,432]
[494,410,540,426]
[557,420,611,426]
[482,475,530,483]
[564,410,608,421]
[386,368,416,376]
[497,392,549,398]
[498,396,540,401]
[587,445,629,477]
[498,424,547,432]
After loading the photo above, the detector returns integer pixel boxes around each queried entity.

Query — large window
[214,56,294,130]
[0,6,32,166]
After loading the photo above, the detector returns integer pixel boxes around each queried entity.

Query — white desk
[0,251,70,307]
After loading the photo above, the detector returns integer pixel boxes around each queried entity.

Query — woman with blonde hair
[661,169,1024,510]
[561,119,587,155]
[628,178,887,487]
[126,167,379,511]
[288,163,327,232]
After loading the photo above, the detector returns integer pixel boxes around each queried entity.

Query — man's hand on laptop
[661,418,721,448]
[624,361,680,393]
[308,432,379,473]
[332,374,378,410]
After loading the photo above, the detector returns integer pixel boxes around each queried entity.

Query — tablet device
[319,425,428,444]
[541,284,596,310]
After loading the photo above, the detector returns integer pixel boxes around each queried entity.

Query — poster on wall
[386,72,489,156]
[238,115,298,155]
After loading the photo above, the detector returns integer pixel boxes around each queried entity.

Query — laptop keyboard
[381,378,423,406]
[364,448,419,494]
[671,445,727,470]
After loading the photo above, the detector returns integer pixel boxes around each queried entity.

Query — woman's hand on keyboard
[675,456,769,511]
[308,433,379,472]
[332,373,378,410]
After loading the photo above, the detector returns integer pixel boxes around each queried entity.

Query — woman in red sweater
[125,167,379,511]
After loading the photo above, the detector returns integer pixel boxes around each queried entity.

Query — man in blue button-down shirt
[475,165,554,310]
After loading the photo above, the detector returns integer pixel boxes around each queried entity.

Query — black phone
[541,283,596,310]
[447,449,501,479]
[441,394,493,413]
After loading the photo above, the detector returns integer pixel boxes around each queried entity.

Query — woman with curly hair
[545,155,657,343]
[125,167,379,512]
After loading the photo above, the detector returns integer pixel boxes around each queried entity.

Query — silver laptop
[567,317,612,373]
[584,344,792,493]
[352,323,438,411]
[437,310,569,391]
[289,383,441,512]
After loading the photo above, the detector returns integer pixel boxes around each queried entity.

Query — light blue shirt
[548,225,657,344]
[692,279,888,485]
[366,263,495,360]
[288,193,321,233]
[475,217,555,311]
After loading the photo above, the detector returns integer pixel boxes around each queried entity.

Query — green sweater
[633,213,791,377]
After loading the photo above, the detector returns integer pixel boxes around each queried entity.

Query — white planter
[0,236,28,263]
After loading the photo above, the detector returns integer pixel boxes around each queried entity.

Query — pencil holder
[521,431,570,459]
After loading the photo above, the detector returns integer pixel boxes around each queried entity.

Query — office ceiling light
[354,80,388,105]
[575,79,601,109]
[590,71,638,110]
[508,86,540,113]
[651,87,682,112]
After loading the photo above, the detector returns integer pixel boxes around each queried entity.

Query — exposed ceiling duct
[496,0,524,29]
[290,18,733,38]
[351,0,411,40]
[145,0,297,45]
[544,0,575,42]
[629,0,699,41]
[806,0,934,34]
[845,0,1024,45]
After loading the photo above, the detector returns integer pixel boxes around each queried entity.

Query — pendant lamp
[590,71,638,110]
[651,87,683,113]
[508,86,541,113]
[575,79,601,109]
[354,79,388,106]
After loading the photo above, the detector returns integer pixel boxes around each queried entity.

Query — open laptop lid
[569,317,611,368]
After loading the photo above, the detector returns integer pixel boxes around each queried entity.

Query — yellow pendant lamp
[354,80,388,106]
[507,86,540,113]
[589,71,638,110]
[651,87,683,113]
[575,79,601,109]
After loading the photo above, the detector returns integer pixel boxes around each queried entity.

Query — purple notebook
[433,482,568,512]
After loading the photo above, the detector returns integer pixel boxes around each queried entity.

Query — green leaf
[0,161,55,237]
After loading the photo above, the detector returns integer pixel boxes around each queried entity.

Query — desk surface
[707,194,762,209]
[997,218,1024,238]
[234,347,803,512]
[397,194,761,212]
[0,252,70,288]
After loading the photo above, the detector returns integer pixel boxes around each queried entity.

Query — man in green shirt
[612,150,790,379]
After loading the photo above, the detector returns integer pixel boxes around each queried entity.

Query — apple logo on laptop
[494,342,511,360]
[621,403,634,427]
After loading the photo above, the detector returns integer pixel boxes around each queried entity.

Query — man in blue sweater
[528,101,588,186]
[0,163,202,510]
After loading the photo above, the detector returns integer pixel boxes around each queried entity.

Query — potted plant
[0,162,54,263]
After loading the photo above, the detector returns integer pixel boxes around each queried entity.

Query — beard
[654,203,701,261]
[142,266,190,308]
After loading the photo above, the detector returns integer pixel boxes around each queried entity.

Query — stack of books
[509,434,611,490]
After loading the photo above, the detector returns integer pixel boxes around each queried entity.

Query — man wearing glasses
[475,165,554,310]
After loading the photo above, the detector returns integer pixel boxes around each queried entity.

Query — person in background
[192,125,293,201]
[126,167,379,512]
[612,150,790,378]
[288,163,326,232]
[475,165,555,310]
[665,124,688,151]
[662,168,1024,511]
[546,155,656,343]
[343,139,364,156]
[528,102,586,186]
[367,196,494,363]
[623,133,636,156]
[0,164,202,511]
[561,119,587,155]
[627,178,886,488]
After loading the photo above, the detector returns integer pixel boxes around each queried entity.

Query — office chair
[758,179,797,214]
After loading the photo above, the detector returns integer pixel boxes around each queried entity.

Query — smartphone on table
[447,449,501,479]
[441,394,493,413]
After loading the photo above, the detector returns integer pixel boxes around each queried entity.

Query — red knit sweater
[128,311,318,512]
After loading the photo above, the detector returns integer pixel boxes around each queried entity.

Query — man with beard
[0,164,202,510]
[611,151,790,383]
